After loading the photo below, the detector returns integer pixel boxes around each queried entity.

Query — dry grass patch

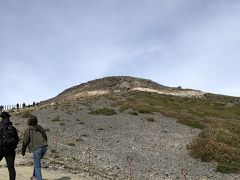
[188,126,240,173]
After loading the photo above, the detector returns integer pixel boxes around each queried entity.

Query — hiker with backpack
[0,111,19,180]
[22,115,48,180]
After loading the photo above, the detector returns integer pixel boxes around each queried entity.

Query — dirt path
[0,156,90,180]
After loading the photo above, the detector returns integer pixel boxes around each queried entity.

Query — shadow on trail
[54,176,72,180]
[43,177,71,180]
[54,177,71,180]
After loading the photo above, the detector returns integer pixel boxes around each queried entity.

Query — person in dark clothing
[0,105,3,112]
[0,111,19,180]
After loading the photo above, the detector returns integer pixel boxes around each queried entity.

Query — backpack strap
[34,126,47,142]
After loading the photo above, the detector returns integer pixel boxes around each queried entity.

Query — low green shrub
[21,110,33,118]
[128,111,138,115]
[59,122,66,126]
[51,116,60,122]
[89,107,117,116]
[67,142,76,146]
[146,117,155,122]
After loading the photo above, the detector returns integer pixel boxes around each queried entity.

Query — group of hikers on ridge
[0,102,39,112]
[0,111,48,180]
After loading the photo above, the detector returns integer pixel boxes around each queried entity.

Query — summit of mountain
[43,76,205,104]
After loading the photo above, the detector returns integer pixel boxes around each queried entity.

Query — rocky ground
[6,96,240,180]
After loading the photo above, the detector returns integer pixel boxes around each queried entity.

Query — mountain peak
[43,76,205,104]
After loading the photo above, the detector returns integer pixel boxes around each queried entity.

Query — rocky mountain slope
[41,76,205,104]
[8,76,240,179]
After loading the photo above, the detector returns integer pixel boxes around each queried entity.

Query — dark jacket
[22,124,48,154]
[0,118,19,156]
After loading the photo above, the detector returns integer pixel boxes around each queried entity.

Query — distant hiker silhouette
[22,115,48,180]
[22,103,26,109]
[0,111,20,180]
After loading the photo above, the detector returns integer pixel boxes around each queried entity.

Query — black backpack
[0,121,19,155]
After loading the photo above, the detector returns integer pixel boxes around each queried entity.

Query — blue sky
[1,0,240,105]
